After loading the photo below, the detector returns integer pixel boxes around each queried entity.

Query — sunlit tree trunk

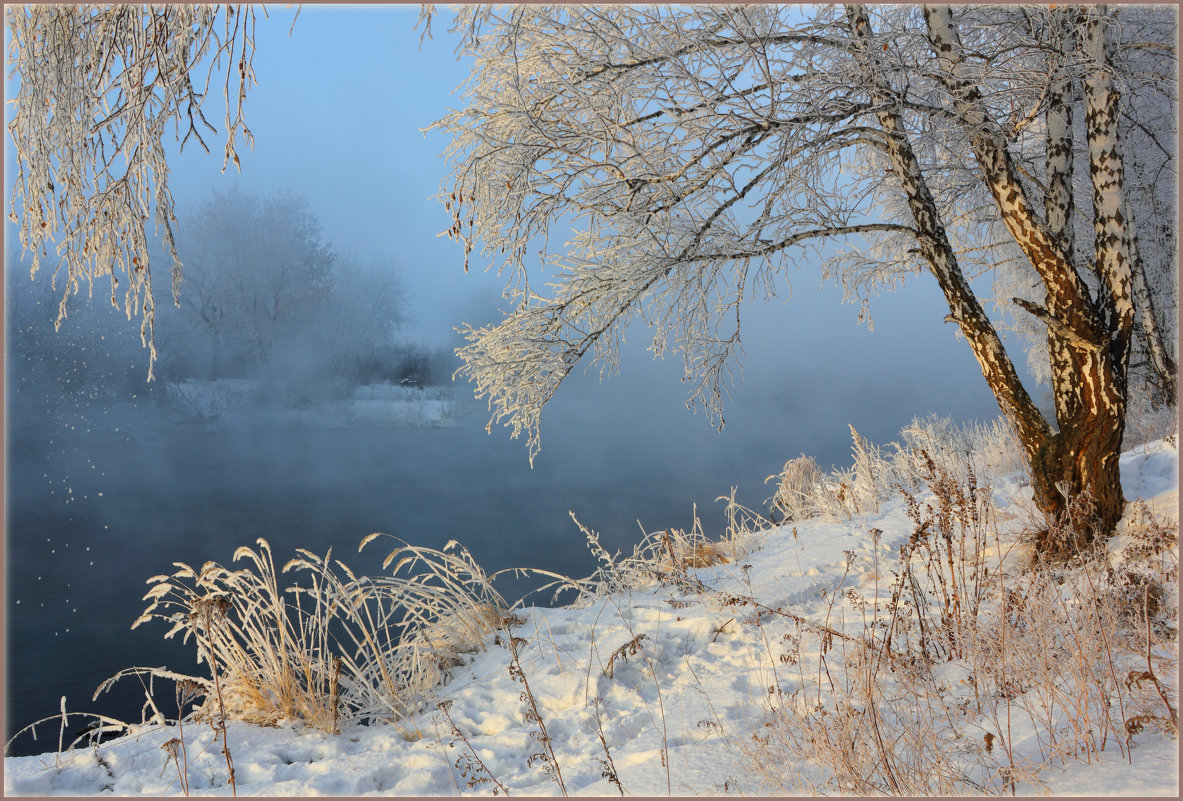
[847,4,1144,541]
[845,5,1055,473]
[916,4,1139,540]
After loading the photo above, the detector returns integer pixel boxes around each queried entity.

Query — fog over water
[5,5,1016,756]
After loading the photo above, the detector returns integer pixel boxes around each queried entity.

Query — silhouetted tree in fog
[170,189,335,378]
[162,188,424,397]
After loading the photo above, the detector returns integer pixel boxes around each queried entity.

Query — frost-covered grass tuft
[119,536,509,734]
[767,413,1023,522]
[566,494,751,601]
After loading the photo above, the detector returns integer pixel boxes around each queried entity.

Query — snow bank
[5,438,1177,796]
[163,380,457,429]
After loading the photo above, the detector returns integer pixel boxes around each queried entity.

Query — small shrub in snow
[894,455,993,661]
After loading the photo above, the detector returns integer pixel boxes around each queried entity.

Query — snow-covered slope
[5,439,1177,796]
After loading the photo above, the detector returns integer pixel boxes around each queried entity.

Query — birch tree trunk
[917,4,1138,542]
[845,5,1057,482]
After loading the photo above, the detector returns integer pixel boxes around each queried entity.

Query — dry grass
[767,414,1023,522]
[572,490,755,599]
[117,535,509,734]
[743,436,1178,795]
[19,413,1173,799]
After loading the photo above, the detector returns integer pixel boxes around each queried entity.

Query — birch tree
[431,4,1177,545]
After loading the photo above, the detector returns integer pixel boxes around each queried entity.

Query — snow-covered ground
[162,379,458,429]
[5,438,1178,796]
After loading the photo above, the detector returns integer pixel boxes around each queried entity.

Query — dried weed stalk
[745,438,1177,795]
[505,630,568,796]
[437,699,510,795]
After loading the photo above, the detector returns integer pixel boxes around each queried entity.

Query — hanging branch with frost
[6,4,261,378]
[435,5,919,460]
[432,4,1176,544]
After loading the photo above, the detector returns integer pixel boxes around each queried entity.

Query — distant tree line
[6,188,456,426]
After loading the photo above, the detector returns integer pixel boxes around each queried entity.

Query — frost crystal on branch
[7,4,259,378]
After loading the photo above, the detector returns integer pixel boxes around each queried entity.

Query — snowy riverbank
[5,437,1177,796]
[161,379,459,430]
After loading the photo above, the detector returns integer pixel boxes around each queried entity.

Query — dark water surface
[4,404,811,756]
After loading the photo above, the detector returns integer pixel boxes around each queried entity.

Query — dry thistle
[437,699,510,795]
[602,634,647,679]
[161,737,189,796]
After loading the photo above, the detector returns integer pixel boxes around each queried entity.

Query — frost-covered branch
[437,5,942,456]
[435,3,1175,539]
[6,4,262,378]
